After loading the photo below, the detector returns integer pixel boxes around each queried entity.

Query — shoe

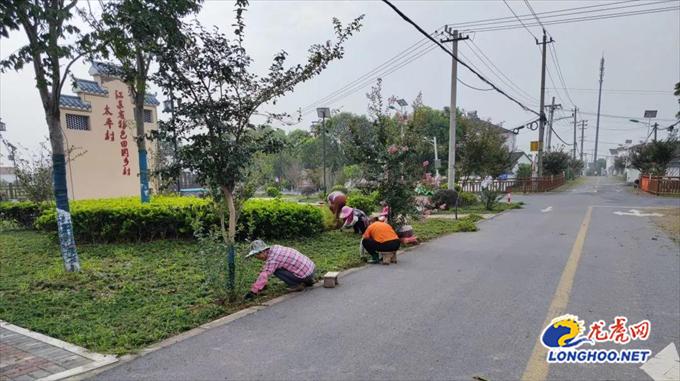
[367,259,379,264]
[287,283,306,292]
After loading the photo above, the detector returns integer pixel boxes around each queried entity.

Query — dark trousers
[362,238,401,260]
[353,219,368,234]
[274,268,315,287]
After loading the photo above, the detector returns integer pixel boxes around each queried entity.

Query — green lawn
[0,217,476,355]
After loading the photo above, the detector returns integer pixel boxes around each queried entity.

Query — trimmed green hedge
[34,197,215,243]
[347,191,379,214]
[0,201,46,229]
[238,199,323,239]
[28,197,323,243]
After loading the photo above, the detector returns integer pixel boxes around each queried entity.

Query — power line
[382,0,540,116]
[548,43,576,107]
[301,32,438,113]
[502,0,537,39]
[466,39,538,104]
[461,6,679,33]
[447,0,640,27]
[550,125,571,146]
[301,43,440,115]
[547,87,672,94]
[447,1,675,31]
[523,0,546,30]
[580,111,677,122]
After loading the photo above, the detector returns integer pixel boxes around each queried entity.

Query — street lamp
[424,136,440,179]
[316,107,330,195]
[162,96,181,193]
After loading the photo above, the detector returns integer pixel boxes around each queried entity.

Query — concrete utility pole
[572,107,578,160]
[440,27,468,189]
[536,29,554,177]
[580,120,588,163]
[594,56,604,175]
[546,97,562,152]
[652,122,659,142]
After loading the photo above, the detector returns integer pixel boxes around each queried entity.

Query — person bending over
[361,220,401,264]
[244,240,316,300]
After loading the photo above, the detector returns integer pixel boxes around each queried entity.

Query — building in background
[0,166,16,184]
[59,62,160,200]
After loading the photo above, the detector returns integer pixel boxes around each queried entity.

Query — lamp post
[0,118,5,171]
[316,107,330,195]
[163,95,180,194]
[424,136,440,179]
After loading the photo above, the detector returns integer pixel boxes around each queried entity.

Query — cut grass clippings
[0,216,478,355]
[431,202,523,215]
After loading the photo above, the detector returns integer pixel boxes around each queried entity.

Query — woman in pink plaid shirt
[244,240,316,300]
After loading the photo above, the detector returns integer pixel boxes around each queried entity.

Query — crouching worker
[244,240,315,300]
[362,220,401,264]
[340,206,369,234]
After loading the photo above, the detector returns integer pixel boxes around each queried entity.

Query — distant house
[667,158,680,177]
[0,166,16,184]
[464,111,517,152]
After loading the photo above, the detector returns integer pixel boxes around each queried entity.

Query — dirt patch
[651,208,680,243]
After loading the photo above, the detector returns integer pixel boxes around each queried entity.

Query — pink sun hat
[339,206,353,220]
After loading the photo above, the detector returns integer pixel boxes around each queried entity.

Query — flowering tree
[348,79,420,228]
[153,0,363,288]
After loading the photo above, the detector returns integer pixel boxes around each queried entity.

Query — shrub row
[4,197,324,243]
[347,191,379,214]
[238,199,323,239]
[0,201,47,229]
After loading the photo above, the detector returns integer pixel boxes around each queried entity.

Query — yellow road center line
[521,206,593,381]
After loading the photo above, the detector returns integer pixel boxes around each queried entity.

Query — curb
[0,320,117,381]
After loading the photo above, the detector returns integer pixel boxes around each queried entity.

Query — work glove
[244,291,256,301]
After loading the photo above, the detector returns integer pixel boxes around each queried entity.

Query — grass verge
[0,216,477,355]
[651,208,680,244]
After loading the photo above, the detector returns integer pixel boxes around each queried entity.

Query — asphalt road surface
[94,177,679,381]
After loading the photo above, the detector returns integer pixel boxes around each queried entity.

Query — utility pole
[580,120,588,163]
[594,55,604,175]
[546,96,561,152]
[652,122,659,142]
[536,29,554,177]
[316,107,330,195]
[441,26,468,189]
[572,107,578,160]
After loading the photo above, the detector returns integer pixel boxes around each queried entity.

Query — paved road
[94,177,679,381]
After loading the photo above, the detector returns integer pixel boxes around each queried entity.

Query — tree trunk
[135,49,150,203]
[47,110,81,272]
[221,185,237,290]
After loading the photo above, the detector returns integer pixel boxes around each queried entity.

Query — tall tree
[154,1,363,289]
[0,0,93,271]
[457,117,512,180]
[85,0,202,202]
[629,138,680,176]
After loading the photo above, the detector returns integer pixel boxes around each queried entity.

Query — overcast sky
[1,0,678,163]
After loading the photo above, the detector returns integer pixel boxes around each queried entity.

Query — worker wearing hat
[339,206,369,234]
[244,240,316,300]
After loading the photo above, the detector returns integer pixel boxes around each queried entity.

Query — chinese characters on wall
[115,90,131,176]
